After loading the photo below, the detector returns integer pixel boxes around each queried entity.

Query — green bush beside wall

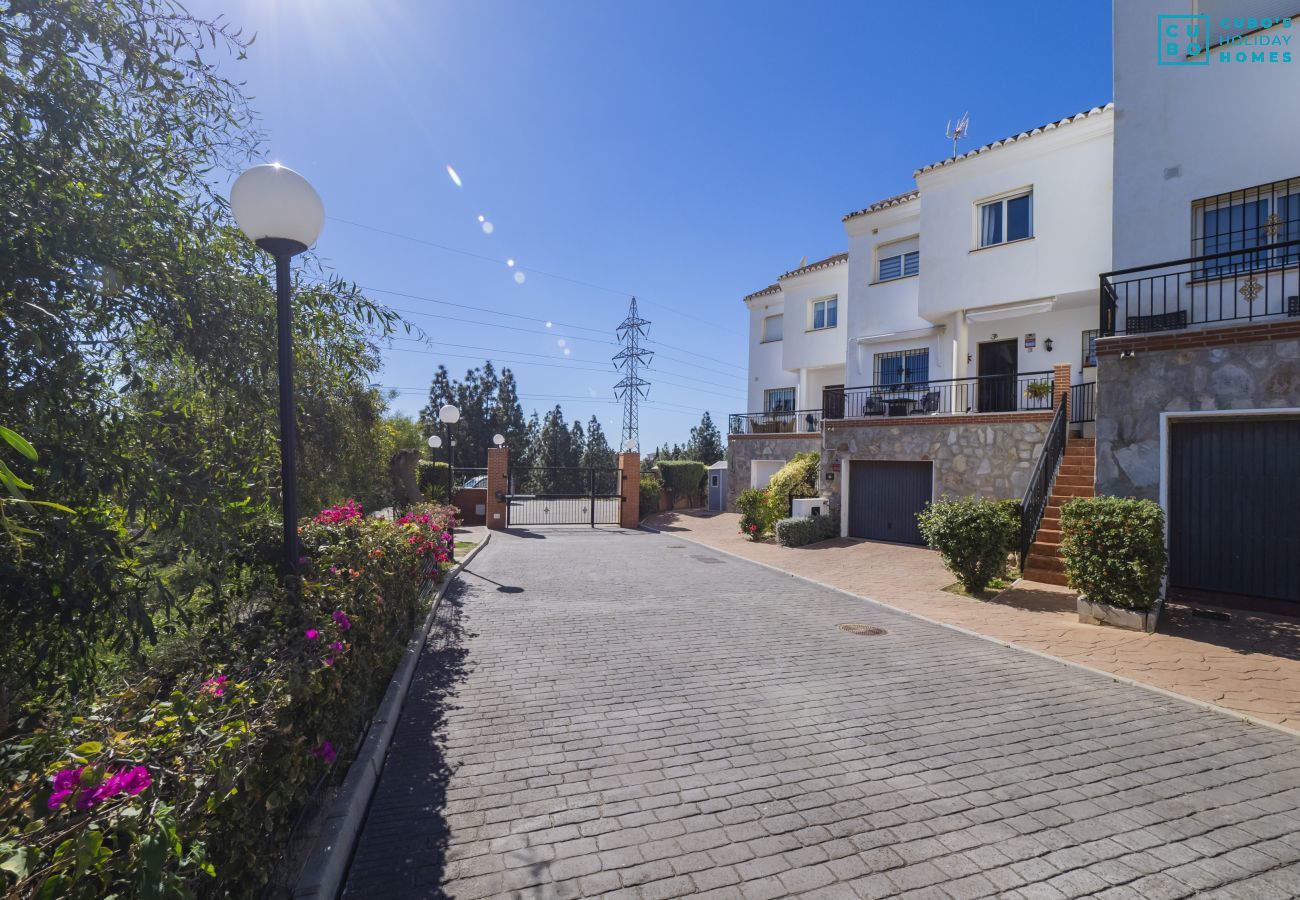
[1060,496,1166,610]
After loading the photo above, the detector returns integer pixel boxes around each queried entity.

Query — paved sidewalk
[646,510,1300,735]
[344,526,1300,899]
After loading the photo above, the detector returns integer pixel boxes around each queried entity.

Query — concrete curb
[639,522,1300,742]
[293,534,493,899]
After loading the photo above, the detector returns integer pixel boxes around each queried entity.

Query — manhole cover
[666,544,686,549]
[691,555,723,564]
[838,623,887,636]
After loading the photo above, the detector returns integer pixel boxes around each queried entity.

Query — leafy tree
[686,412,725,465]
[580,416,616,471]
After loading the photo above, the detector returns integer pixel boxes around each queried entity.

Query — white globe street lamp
[493,433,505,447]
[436,404,462,498]
[427,434,442,449]
[229,163,324,577]
[437,404,461,425]
[622,438,637,452]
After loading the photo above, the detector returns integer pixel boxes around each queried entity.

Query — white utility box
[791,498,825,518]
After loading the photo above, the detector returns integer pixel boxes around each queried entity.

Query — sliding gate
[507,466,621,526]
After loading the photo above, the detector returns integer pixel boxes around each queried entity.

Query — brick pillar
[486,447,509,530]
[1052,362,1072,414]
[617,452,640,529]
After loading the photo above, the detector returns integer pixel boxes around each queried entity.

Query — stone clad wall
[1095,329,1300,500]
[821,416,1052,522]
[724,435,821,512]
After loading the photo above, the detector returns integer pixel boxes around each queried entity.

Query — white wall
[959,292,1100,380]
[1113,0,1300,269]
[745,292,790,412]
[916,109,1113,320]
[778,262,849,386]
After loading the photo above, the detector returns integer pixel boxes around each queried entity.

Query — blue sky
[189,0,1113,453]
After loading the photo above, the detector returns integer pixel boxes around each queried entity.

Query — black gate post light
[438,404,461,502]
[229,163,324,578]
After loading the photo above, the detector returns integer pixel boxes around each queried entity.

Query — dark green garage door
[848,460,932,545]
[1169,418,1300,614]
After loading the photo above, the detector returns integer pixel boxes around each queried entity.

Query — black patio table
[882,396,918,416]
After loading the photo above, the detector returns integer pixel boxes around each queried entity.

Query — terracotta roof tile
[842,189,920,222]
[778,252,848,280]
[742,283,781,303]
[912,102,1114,177]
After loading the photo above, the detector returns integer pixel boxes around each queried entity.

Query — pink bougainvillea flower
[47,766,85,810]
[311,741,337,764]
[305,628,320,641]
[48,765,151,813]
[330,565,339,575]
[330,641,344,653]
[441,532,452,542]
[332,610,352,632]
[324,655,334,667]
[202,674,228,698]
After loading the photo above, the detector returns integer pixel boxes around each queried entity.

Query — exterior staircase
[1022,437,1095,586]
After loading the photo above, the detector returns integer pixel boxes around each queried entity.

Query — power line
[326,215,732,329]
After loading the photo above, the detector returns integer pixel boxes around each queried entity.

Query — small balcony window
[978,190,1033,247]
[874,349,929,389]
[1194,177,1300,277]
[1081,329,1098,368]
[811,297,837,330]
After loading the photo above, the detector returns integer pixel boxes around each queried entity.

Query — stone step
[1035,527,1063,545]
[1024,554,1065,573]
[1030,540,1063,557]
[1051,484,1095,499]
[1058,464,1093,477]
[1068,437,1096,446]
[1055,474,1093,488]
[1022,566,1070,586]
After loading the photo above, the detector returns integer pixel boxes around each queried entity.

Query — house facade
[727,1,1300,617]
[1095,0,1300,615]
[729,104,1114,543]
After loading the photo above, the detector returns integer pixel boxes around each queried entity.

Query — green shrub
[639,474,663,518]
[737,488,776,540]
[996,498,1024,554]
[764,452,819,521]
[417,460,452,503]
[657,460,707,507]
[0,501,458,897]
[775,514,838,547]
[1060,496,1166,610]
[916,496,1019,595]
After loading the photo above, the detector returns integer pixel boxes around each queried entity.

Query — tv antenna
[612,296,653,452]
[946,112,970,158]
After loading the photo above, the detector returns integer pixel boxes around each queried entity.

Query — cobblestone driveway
[344,528,1300,899]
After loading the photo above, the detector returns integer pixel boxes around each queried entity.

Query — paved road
[344,528,1300,899]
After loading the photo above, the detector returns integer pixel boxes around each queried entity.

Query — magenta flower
[311,741,337,764]
[202,674,228,698]
[330,640,344,653]
[48,765,151,813]
[441,532,452,542]
[47,766,85,810]
[332,610,352,632]
[305,628,320,641]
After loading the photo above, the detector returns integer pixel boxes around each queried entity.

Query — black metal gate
[507,467,621,526]
[848,460,932,545]
[1169,418,1300,614]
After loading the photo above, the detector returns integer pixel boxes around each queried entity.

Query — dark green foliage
[418,460,452,502]
[685,412,725,465]
[1060,496,1167,610]
[639,474,662,518]
[580,416,616,471]
[737,487,775,540]
[916,496,1019,595]
[764,452,820,520]
[775,514,838,547]
[657,460,707,506]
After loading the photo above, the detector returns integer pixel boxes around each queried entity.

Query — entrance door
[822,384,845,421]
[848,461,932,545]
[1168,418,1300,614]
[977,339,1018,412]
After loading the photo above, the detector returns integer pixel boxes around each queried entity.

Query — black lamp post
[438,403,461,501]
[230,163,324,577]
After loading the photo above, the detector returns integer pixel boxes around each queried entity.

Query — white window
[764,387,795,413]
[876,236,920,281]
[761,314,783,342]
[1194,177,1300,276]
[810,297,837,330]
[978,190,1033,247]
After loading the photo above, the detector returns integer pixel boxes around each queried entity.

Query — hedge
[737,488,774,540]
[1060,496,1166,610]
[916,496,1019,594]
[775,514,838,547]
[764,452,819,520]
[417,459,452,503]
[657,460,706,506]
[0,502,458,898]
[639,474,662,519]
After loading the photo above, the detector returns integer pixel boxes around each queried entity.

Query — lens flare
[514,271,526,284]
[563,348,572,356]
[477,214,485,222]
[506,259,515,267]
[446,165,462,187]
[557,338,566,347]
[545,320,553,328]
[482,221,494,234]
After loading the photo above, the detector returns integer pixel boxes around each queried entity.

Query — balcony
[1101,242,1300,337]
[729,372,1057,433]
[728,408,825,435]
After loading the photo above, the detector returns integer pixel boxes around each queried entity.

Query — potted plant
[1023,380,1053,408]
[1059,496,1167,632]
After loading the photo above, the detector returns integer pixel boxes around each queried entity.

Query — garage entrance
[1168,418,1300,615]
[848,460,932,545]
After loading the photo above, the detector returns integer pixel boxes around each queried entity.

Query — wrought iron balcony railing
[728,409,824,435]
[827,372,1055,420]
[1101,237,1300,336]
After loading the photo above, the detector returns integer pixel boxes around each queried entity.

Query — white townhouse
[729,104,1114,536]
[1095,0,1300,616]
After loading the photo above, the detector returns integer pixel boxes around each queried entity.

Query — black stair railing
[1019,396,1069,568]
